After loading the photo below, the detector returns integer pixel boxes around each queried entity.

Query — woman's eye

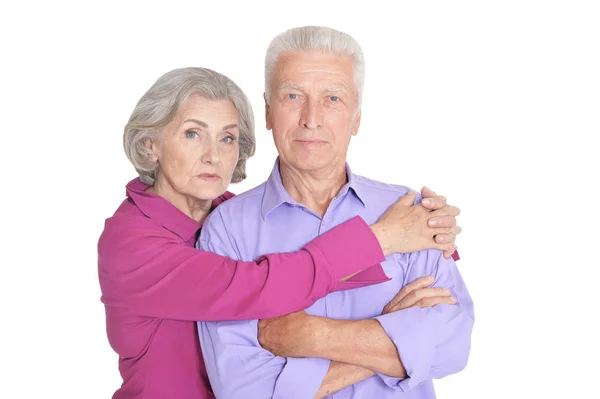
[222,136,235,144]
[185,130,198,139]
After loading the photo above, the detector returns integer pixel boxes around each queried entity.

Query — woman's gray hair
[264,26,365,108]
[124,67,256,185]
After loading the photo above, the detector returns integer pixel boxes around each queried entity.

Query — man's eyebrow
[323,87,348,94]
[278,83,304,91]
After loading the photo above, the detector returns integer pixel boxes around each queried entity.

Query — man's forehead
[276,51,353,72]
[276,81,352,93]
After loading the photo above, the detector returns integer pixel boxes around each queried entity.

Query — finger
[396,287,452,309]
[432,205,461,218]
[387,275,434,307]
[428,214,457,228]
[391,289,453,312]
[429,206,461,221]
[421,195,447,210]
[443,248,457,259]
[434,232,457,244]
[433,242,457,254]
[436,226,462,235]
[394,276,435,301]
[421,186,436,198]
[433,225,461,238]
[403,191,418,205]
[395,190,417,207]
[402,275,436,293]
[415,296,457,308]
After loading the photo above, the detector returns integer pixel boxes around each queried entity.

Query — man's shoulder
[213,182,267,214]
[352,174,420,202]
[202,181,267,236]
[199,183,269,256]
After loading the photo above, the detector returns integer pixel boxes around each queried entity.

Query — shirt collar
[261,158,366,220]
[126,178,234,242]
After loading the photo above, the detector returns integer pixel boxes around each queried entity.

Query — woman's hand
[370,187,461,258]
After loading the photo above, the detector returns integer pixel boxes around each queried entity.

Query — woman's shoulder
[98,198,179,260]
[212,190,235,208]
[104,197,158,230]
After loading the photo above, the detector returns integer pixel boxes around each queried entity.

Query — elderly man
[197,26,474,398]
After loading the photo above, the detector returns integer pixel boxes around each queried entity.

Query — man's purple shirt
[197,160,474,398]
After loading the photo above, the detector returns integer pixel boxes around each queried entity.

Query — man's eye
[185,130,198,139]
[329,96,339,102]
[287,94,298,99]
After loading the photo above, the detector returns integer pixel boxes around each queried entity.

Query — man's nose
[300,99,324,129]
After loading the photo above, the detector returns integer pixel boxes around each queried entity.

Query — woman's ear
[145,138,159,163]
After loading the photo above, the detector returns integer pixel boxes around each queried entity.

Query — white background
[1,1,599,398]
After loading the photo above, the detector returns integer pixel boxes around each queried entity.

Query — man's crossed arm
[198,250,474,399]
[259,276,461,398]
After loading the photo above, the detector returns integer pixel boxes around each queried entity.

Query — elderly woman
[98,67,461,399]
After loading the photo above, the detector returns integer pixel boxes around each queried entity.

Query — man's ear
[351,110,361,136]
[264,92,272,131]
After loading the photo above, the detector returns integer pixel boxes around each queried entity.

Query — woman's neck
[148,177,212,223]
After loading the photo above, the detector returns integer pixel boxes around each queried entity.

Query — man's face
[265,50,361,173]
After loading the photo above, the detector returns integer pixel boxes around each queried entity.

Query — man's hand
[382,276,456,314]
[258,311,312,358]
[370,187,461,257]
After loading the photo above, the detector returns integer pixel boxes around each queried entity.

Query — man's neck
[279,161,348,217]
[149,176,212,224]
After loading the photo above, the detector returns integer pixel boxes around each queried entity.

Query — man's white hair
[264,26,365,108]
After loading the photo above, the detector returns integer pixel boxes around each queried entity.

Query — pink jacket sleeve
[98,215,387,321]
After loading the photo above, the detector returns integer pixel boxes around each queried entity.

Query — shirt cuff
[452,250,460,261]
[374,307,435,391]
[273,357,330,399]
[305,216,389,292]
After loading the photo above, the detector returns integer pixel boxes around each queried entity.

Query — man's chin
[283,156,338,172]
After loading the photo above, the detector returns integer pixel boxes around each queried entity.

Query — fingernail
[450,297,457,304]
[422,198,432,206]
[429,219,437,226]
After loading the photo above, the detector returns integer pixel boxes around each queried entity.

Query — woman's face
[150,95,240,202]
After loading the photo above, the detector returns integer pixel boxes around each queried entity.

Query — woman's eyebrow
[183,118,208,127]
[183,119,238,131]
